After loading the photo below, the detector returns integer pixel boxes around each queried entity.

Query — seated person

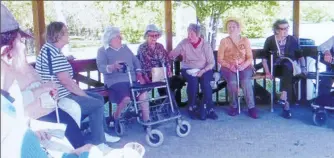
[217,17,257,119]
[96,26,150,127]
[314,36,334,106]
[1,90,98,158]
[137,24,172,96]
[169,23,218,120]
[35,21,120,151]
[261,19,307,119]
[0,9,87,150]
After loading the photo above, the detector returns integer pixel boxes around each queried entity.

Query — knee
[139,92,148,100]
[120,96,131,105]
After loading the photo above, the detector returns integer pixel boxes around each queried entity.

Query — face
[276,23,289,37]
[187,29,198,43]
[227,21,240,35]
[58,26,69,45]
[146,31,160,45]
[110,33,122,48]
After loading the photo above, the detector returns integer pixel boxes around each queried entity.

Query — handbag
[151,67,166,82]
[274,36,301,76]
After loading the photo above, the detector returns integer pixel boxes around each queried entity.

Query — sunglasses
[148,34,160,38]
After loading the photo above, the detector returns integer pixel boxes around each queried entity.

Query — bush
[122,27,143,44]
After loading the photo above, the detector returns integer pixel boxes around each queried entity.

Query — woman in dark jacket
[261,19,307,119]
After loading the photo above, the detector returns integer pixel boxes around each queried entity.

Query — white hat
[144,24,162,38]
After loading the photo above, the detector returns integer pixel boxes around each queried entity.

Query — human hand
[107,61,125,72]
[34,130,51,141]
[324,51,333,63]
[196,69,206,77]
[229,64,237,73]
[167,69,173,78]
[265,72,273,80]
[136,73,146,84]
[236,63,248,71]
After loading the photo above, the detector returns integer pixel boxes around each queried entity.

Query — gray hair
[46,21,66,43]
[101,26,120,48]
[187,23,201,36]
[272,19,289,34]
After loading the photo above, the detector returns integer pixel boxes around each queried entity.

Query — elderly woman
[35,22,120,153]
[137,24,172,96]
[169,23,218,120]
[217,18,257,119]
[96,26,150,127]
[0,4,98,157]
[262,19,306,119]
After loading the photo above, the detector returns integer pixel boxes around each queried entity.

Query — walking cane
[236,60,241,114]
[51,76,60,123]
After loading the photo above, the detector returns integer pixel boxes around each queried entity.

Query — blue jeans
[38,109,86,149]
[181,69,214,110]
[66,91,106,145]
[221,66,255,109]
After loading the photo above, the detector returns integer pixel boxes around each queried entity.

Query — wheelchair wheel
[145,129,164,147]
[176,120,191,137]
[313,110,328,126]
[115,121,125,136]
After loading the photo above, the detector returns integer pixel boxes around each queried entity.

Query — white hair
[101,26,120,49]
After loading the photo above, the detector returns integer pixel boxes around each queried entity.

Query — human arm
[96,48,123,74]
[168,40,184,60]
[197,42,215,77]
[237,38,253,71]
[57,71,87,97]
[262,37,273,79]
[318,36,334,63]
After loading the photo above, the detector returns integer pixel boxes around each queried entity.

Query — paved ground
[106,104,334,158]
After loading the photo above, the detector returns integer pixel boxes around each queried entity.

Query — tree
[182,1,278,49]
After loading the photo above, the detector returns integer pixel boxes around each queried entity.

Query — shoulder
[178,39,189,46]
[97,46,106,54]
[122,44,135,54]
[40,43,59,58]
[266,35,275,41]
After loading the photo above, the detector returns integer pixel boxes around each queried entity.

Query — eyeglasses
[278,27,289,31]
[148,34,160,38]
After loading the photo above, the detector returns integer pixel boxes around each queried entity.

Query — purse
[151,67,166,82]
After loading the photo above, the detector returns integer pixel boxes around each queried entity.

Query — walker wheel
[176,120,191,137]
[145,129,164,147]
[313,110,327,126]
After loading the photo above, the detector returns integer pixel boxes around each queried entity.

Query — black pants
[274,59,294,101]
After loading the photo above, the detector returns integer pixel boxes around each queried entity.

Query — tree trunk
[210,14,219,50]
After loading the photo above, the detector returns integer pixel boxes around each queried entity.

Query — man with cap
[96,26,150,130]
[169,23,218,120]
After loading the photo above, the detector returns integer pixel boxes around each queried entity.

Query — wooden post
[165,0,173,54]
[32,0,46,55]
[293,0,300,39]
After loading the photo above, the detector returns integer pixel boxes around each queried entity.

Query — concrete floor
[106,105,334,158]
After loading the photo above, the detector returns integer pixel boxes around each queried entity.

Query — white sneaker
[97,143,113,156]
[105,133,121,143]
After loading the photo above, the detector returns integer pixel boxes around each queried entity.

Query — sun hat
[223,17,244,32]
[144,24,162,38]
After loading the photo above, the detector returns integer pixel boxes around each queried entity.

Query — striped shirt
[35,43,73,98]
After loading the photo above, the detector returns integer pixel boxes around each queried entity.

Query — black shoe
[282,109,292,119]
[207,108,218,120]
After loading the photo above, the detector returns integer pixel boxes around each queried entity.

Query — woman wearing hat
[169,23,218,120]
[217,17,258,119]
[0,3,104,157]
[137,24,172,95]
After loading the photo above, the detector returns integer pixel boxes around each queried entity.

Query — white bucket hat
[144,24,162,38]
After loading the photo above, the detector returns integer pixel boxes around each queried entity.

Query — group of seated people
[1,3,333,157]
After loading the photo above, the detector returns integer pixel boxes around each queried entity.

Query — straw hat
[223,17,244,32]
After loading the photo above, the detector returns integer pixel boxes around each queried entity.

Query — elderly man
[169,24,218,120]
[96,26,150,129]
